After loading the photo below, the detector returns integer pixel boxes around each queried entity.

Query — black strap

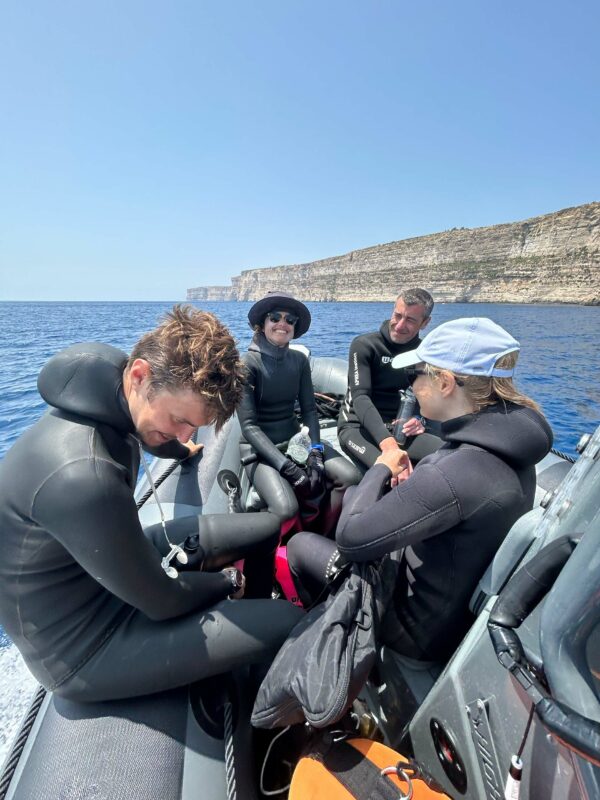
[318,740,402,800]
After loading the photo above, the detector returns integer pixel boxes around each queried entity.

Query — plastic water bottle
[392,387,417,446]
[286,425,312,464]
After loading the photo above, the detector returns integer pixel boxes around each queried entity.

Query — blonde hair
[128,305,245,431]
[425,351,540,413]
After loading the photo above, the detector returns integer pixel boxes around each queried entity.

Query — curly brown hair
[128,305,245,431]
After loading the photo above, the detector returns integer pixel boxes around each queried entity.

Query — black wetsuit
[288,403,553,661]
[239,332,360,531]
[0,343,301,702]
[337,322,422,468]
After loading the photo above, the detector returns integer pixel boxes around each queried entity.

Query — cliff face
[187,202,600,305]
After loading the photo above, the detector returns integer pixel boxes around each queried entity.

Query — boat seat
[6,687,191,800]
[5,672,260,800]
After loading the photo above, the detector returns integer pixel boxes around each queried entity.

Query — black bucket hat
[248,291,311,339]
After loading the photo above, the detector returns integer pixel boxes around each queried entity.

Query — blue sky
[1,1,598,300]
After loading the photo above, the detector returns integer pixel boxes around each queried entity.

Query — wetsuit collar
[248,331,289,362]
[380,320,421,353]
[441,403,553,468]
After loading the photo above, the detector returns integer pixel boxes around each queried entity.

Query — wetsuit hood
[441,403,553,468]
[38,342,134,433]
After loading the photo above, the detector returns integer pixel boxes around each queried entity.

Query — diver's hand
[183,440,204,459]
[379,436,400,453]
[307,448,326,492]
[399,416,425,437]
[375,447,412,481]
[280,459,311,498]
[307,448,325,473]
[391,457,413,487]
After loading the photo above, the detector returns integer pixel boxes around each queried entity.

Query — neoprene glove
[280,459,311,498]
[307,448,326,493]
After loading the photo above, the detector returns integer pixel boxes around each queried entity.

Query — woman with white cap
[286,317,553,662]
[239,291,361,535]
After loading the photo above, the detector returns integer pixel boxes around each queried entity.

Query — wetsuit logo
[348,439,366,455]
[381,356,392,364]
[353,352,359,384]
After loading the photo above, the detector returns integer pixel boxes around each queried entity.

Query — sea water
[0,300,599,760]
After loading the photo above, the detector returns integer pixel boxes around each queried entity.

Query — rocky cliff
[187,202,600,305]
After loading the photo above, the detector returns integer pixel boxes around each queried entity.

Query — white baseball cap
[391,318,520,378]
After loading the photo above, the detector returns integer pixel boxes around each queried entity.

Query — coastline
[187,202,600,306]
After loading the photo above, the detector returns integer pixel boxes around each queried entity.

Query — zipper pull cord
[138,440,188,576]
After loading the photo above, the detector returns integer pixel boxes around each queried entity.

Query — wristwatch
[223,567,244,597]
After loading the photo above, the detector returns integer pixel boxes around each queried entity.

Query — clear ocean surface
[1,300,599,462]
[0,299,599,759]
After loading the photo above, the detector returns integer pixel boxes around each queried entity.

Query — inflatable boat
[2,353,598,800]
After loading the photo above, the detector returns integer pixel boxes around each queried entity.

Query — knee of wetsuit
[326,458,363,490]
[263,485,299,521]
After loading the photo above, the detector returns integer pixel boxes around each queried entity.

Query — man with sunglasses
[337,288,434,469]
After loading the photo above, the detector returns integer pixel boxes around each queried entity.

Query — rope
[517,703,536,759]
[314,392,342,420]
[135,459,180,510]
[0,684,46,800]
[550,447,576,464]
[223,700,237,800]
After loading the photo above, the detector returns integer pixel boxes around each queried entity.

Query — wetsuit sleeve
[336,461,461,562]
[32,459,232,620]
[237,357,288,472]
[298,355,320,444]
[348,337,391,446]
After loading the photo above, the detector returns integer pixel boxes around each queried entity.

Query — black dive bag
[251,557,393,730]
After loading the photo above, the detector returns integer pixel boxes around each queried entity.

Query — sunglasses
[266,311,299,326]
[404,366,465,387]
[404,367,428,384]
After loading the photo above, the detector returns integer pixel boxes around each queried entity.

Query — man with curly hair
[0,305,301,702]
